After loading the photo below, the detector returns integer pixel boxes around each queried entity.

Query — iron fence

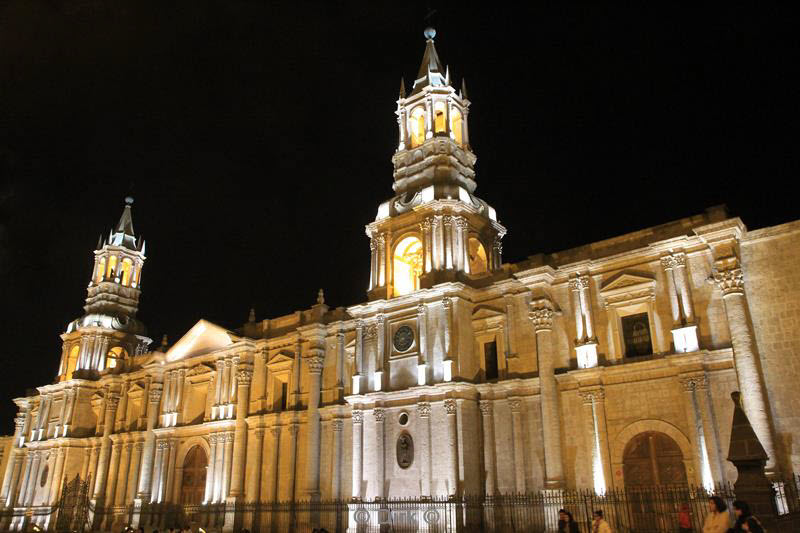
[4,476,800,532]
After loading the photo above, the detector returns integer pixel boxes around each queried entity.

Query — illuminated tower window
[410,107,426,147]
[66,345,80,378]
[120,258,133,286]
[393,236,423,296]
[451,108,463,146]
[95,257,106,283]
[468,237,488,275]
[107,255,118,279]
[105,346,127,370]
[434,101,446,133]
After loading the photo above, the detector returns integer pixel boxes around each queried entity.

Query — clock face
[393,325,415,352]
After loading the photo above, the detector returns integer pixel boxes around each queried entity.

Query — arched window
[468,237,488,275]
[434,101,447,133]
[120,258,133,286]
[393,236,423,296]
[105,346,128,370]
[95,258,106,284]
[131,263,140,288]
[66,345,80,378]
[451,108,463,146]
[181,446,208,504]
[410,107,426,148]
[106,255,118,279]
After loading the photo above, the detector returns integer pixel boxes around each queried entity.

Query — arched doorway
[180,445,208,504]
[623,431,688,486]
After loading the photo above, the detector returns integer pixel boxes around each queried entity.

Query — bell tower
[367,28,506,300]
[56,197,152,381]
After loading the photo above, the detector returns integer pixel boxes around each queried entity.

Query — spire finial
[317,288,325,305]
[424,27,436,41]
[125,196,134,206]
[160,334,168,351]
[399,77,406,99]
[248,307,256,323]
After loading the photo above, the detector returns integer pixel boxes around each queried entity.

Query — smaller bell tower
[367,28,506,301]
[56,197,152,381]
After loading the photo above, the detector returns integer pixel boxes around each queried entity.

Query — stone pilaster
[268,427,281,501]
[304,353,324,499]
[246,428,264,502]
[287,424,299,501]
[373,408,386,500]
[444,399,458,497]
[478,401,497,495]
[351,411,363,500]
[229,366,252,498]
[417,402,432,497]
[204,434,218,503]
[530,301,565,488]
[680,375,713,487]
[714,261,778,474]
[127,443,143,503]
[104,441,122,504]
[92,393,120,500]
[331,419,344,500]
[417,304,428,385]
[136,383,162,501]
[222,431,234,498]
[509,399,526,493]
[48,448,66,505]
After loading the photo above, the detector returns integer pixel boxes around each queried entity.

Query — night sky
[0,3,797,433]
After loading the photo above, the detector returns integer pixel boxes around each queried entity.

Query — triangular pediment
[600,271,655,293]
[471,305,505,321]
[268,350,295,365]
[166,319,238,362]
[128,382,145,393]
[185,363,216,376]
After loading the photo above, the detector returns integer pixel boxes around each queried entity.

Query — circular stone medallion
[393,325,415,352]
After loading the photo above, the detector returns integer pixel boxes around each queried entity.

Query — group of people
[702,497,766,533]
[557,497,767,533]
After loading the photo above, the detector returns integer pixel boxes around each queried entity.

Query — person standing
[740,516,765,533]
[678,502,693,533]
[592,510,611,533]
[729,500,752,532]
[702,496,730,533]
[558,509,580,533]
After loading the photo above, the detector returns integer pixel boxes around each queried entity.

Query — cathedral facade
[3,29,800,531]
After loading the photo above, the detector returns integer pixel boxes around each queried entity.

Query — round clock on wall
[393,325,415,352]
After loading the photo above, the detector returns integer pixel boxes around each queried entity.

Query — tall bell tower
[367,28,506,300]
[56,197,152,381]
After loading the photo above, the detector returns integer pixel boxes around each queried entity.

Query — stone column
[443,216,453,269]
[673,253,695,324]
[417,304,428,385]
[104,441,122,504]
[252,349,267,412]
[369,238,377,290]
[680,376,712,487]
[509,399,526,493]
[336,330,345,389]
[93,393,120,500]
[214,360,224,416]
[287,425,299,501]
[151,440,166,502]
[661,256,683,326]
[87,446,100,485]
[127,443,143,502]
[695,376,727,483]
[714,263,778,474]
[422,219,432,273]
[268,427,281,501]
[204,434,218,503]
[164,440,177,503]
[443,399,459,497]
[222,432,234,498]
[580,391,606,493]
[417,402,432,497]
[4,453,24,508]
[376,235,386,287]
[24,451,42,505]
[353,320,364,394]
[15,452,33,506]
[442,297,453,381]
[48,448,66,505]
[229,366,252,498]
[492,238,502,272]
[136,383,162,500]
[213,433,225,501]
[1,415,26,506]
[530,302,565,488]
[246,429,264,502]
[331,420,343,500]
[351,411,363,500]
[305,353,324,499]
[432,216,443,270]
[373,408,386,500]
[478,401,497,495]
[375,315,385,391]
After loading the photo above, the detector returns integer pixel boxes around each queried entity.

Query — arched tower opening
[393,236,423,296]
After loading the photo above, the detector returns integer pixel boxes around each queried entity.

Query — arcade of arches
[622,431,688,487]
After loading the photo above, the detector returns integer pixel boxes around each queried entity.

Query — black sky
[0,2,798,433]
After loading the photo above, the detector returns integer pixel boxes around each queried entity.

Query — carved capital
[420,219,432,232]
[417,402,431,418]
[374,234,385,246]
[493,239,503,253]
[442,297,452,311]
[369,240,376,251]
[307,355,325,374]
[105,395,120,411]
[673,252,686,267]
[288,424,299,437]
[442,215,453,227]
[14,416,26,430]
[373,408,386,422]
[236,368,253,386]
[455,217,469,230]
[529,304,554,332]
[568,275,590,292]
[135,442,144,452]
[660,255,677,270]
[579,388,605,404]
[680,374,708,392]
[332,419,344,432]
[352,410,364,424]
[270,426,281,438]
[443,399,457,415]
[431,216,441,229]
[156,440,168,451]
[508,399,522,413]
[478,400,493,416]
[376,314,386,325]
[417,303,427,316]
[148,384,163,404]
[713,267,744,296]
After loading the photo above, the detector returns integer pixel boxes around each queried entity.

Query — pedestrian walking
[592,509,612,533]
[702,496,730,533]
[729,500,752,532]
[679,502,693,532]
[740,516,765,533]
[558,509,580,533]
